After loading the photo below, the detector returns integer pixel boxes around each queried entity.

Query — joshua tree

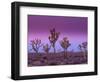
[78,42,87,56]
[48,28,60,54]
[31,39,43,55]
[79,44,82,52]
[82,42,87,52]
[43,44,51,54]
[60,37,71,55]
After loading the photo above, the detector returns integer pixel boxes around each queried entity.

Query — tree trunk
[64,49,66,58]
[53,44,56,54]
[64,49,65,53]
[84,50,87,59]
[46,51,49,55]
[65,49,67,58]
[36,50,38,55]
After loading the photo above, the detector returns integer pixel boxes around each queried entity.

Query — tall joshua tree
[48,28,60,54]
[60,37,71,56]
[43,44,51,54]
[31,39,43,55]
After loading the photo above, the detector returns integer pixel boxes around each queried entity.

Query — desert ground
[28,52,87,67]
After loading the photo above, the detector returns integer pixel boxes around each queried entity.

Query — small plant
[60,37,71,55]
[31,39,43,55]
[43,44,51,54]
[48,28,60,54]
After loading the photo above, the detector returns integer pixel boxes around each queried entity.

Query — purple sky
[28,15,88,52]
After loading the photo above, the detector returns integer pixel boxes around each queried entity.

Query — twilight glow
[28,15,88,52]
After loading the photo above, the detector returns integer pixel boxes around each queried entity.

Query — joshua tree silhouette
[60,37,71,56]
[82,42,87,51]
[31,39,43,55]
[43,44,51,54]
[79,44,82,52]
[48,28,60,54]
[78,42,87,56]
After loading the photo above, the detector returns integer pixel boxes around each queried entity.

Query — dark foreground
[28,52,87,67]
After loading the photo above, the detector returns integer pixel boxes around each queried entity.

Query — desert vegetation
[48,28,60,54]
[60,37,71,58]
[43,44,51,54]
[31,39,43,55]
[28,28,87,66]
[78,42,87,58]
